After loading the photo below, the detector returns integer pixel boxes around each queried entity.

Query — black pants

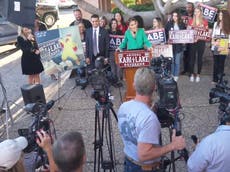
[189,41,206,75]
[183,44,191,72]
[213,54,226,82]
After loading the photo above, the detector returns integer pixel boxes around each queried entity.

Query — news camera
[150,55,180,127]
[88,56,119,104]
[18,100,55,153]
[150,55,189,169]
[209,74,230,125]
[75,57,120,103]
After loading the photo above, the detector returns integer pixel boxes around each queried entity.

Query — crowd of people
[2,1,230,172]
[68,2,230,84]
[17,2,230,84]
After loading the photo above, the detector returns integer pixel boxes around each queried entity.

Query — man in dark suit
[69,8,92,29]
[85,14,109,69]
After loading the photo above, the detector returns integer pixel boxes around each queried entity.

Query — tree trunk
[228,0,230,15]
[73,0,222,28]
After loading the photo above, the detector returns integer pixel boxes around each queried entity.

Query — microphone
[46,100,55,111]
[133,31,136,34]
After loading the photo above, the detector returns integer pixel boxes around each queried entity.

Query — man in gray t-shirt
[117,68,186,172]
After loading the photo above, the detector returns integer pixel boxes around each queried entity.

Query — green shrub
[128,3,154,11]
[111,7,124,14]
[122,0,135,6]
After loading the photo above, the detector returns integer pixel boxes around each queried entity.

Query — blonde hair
[20,27,32,40]
[192,7,204,26]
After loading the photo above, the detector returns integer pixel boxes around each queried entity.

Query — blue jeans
[124,157,163,172]
[171,52,183,77]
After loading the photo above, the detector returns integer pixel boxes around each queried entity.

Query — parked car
[0,15,18,46]
[58,0,77,9]
[36,2,59,28]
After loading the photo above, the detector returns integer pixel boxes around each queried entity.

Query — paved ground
[1,42,230,171]
[1,8,230,172]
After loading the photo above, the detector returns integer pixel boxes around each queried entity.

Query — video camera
[75,57,120,104]
[209,74,230,124]
[89,57,118,104]
[150,55,189,165]
[150,55,179,127]
[18,100,55,153]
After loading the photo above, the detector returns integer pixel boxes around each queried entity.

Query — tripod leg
[106,108,116,171]
[169,128,176,172]
[109,106,118,122]
[94,104,104,172]
[94,105,99,172]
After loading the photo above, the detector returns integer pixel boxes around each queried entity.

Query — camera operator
[0,134,59,172]
[36,130,58,172]
[187,109,230,172]
[117,68,185,172]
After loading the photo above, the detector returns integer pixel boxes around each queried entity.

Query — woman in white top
[211,10,230,83]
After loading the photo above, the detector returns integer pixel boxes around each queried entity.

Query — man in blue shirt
[117,68,186,172]
[188,111,230,172]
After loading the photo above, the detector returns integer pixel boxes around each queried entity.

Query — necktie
[93,29,97,56]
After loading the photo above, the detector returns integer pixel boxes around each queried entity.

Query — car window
[0,0,8,20]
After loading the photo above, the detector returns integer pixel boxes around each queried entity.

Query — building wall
[80,0,99,20]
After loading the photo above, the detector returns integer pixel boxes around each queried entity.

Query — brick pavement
[1,45,230,172]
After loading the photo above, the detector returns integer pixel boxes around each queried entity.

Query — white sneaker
[174,76,178,82]
[196,76,200,83]
[190,75,194,82]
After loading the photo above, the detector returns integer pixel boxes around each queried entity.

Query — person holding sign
[187,7,208,83]
[165,11,186,82]
[152,17,163,30]
[118,17,152,51]
[114,12,128,35]
[211,10,230,84]
[108,18,123,81]
[181,2,194,75]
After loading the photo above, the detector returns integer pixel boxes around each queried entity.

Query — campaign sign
[193,27,212,41]
[145,29,166,45]
[109,35,124,50]
[35,26,85,75]
[199,3,217,23]
[153,44,173,58]
[168,30,195,44]
[116,50,151,68]
[213,36,229,55]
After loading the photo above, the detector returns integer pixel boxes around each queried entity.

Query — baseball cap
[0,136,28,170]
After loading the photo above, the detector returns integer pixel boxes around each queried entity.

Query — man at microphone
[117,17,152,51]
[117,68,186,172]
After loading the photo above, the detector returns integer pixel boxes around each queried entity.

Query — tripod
[93,98,118,172]
[159,106,188,172]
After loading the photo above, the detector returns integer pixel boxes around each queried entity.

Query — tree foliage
[73,0,222,27]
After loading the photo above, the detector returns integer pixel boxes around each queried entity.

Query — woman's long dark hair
[222,10,230,34]
[171,11,183,24]
[114,12,126,25]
